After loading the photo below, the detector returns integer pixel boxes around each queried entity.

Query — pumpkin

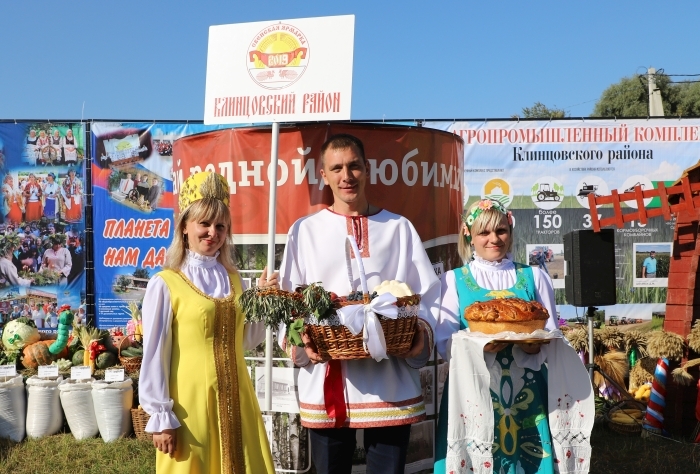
[21,340,69,369]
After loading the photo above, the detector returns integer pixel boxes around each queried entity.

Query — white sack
[0,375,26,442]
[26,375,64,438]
[92,379,133,442]
[59,378,99,440]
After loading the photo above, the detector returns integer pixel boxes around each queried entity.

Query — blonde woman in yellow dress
[140,171,276,474]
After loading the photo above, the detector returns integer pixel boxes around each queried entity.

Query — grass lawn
[0,435,155,474]
[2,424,699,474]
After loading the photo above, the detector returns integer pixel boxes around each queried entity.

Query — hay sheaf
[629,356,656,390]
[624,330,649,358]
[593,351,628,391]
[646,330,685,361]
[565,327,589,353]
[671,358,700,386]
[687,320,700,354]
[600,327,624,350]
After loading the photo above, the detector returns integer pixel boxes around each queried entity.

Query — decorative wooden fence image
[588,176,700,232]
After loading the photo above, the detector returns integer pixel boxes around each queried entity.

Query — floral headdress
[461,199,513,243]
[178,171,230,213]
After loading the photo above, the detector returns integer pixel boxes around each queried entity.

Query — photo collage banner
[0,122,86,332]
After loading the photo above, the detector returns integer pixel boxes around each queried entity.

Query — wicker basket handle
[118,334,129,358]
[344,235,369,302]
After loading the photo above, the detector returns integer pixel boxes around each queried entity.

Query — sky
[1,0,699,121]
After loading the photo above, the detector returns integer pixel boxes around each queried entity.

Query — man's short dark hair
[650,250,656,254]
[320,134,365,165]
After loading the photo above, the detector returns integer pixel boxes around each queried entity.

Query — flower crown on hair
[461,199,513,243]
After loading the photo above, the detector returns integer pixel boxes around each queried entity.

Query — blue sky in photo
[1,1,699,121]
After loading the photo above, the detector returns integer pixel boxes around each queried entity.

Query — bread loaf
[465,298,549,334]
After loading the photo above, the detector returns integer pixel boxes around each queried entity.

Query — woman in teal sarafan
[434,199,560,474]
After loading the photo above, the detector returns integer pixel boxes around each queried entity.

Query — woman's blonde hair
[163,198,238,274]
[458,202,513,262]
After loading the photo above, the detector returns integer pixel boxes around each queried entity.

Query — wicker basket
[307,297,419,360]
[119,337,143,374]
[304,236,420,360]
[605,401,645,436]
[131,407,153,442]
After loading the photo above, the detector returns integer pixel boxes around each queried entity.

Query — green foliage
[238,287,307,329]
[19,269,61,286]
[518,102,568,119]
[108,170,123,191]
[677,82,700,116]
[115,275,132,292]
[0,233,21,256]
[302,283,334,320]
[592,73,700,117]
[0,349,20,366]
[132,268,150,280]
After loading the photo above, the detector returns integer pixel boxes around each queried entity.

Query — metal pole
[587,306,595,381]
[264,121,280,412]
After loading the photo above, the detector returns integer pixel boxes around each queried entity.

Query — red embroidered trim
[300,414,426,429]
[300,395,424,410]
[345,215,370,258]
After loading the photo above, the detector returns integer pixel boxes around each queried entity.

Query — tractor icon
[624,182,645,193]
[577,182,598,197]
[536,183,561,202]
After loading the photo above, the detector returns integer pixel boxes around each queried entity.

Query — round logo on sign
[575,175,609,209]
[530,176,564,210]
[247,23,309,90]
[620,175,654,209]
[481,178,513,208]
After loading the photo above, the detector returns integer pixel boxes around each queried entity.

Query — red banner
[172,123,463,268]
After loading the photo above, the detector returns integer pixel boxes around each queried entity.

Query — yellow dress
[156,270,275,474]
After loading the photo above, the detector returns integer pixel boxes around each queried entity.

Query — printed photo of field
[634,243,671,279]
[526,243,565,288]
[633,243,671,288]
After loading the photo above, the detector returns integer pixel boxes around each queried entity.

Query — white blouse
[436,255,559,360]
[140,250,266,433]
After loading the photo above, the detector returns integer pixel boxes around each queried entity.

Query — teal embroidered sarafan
[435,261,554,474]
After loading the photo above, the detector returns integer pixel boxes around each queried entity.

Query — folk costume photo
[61,169,82,222]
[434,200,594,474]
[140,171,275,474]
[279,135,441,474]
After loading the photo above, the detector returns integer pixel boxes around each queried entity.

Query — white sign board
[0,365,17,377]
[38,365,59,378]
[205,15,354,124]
[71,366,92,381]
[104,368,125,382]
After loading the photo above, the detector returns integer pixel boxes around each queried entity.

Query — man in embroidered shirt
[279,134,440,474]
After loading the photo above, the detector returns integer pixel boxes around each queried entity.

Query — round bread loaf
[465,298,549,334]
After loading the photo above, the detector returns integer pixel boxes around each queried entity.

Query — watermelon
[72,349,85,366]
[96,352,117,370]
